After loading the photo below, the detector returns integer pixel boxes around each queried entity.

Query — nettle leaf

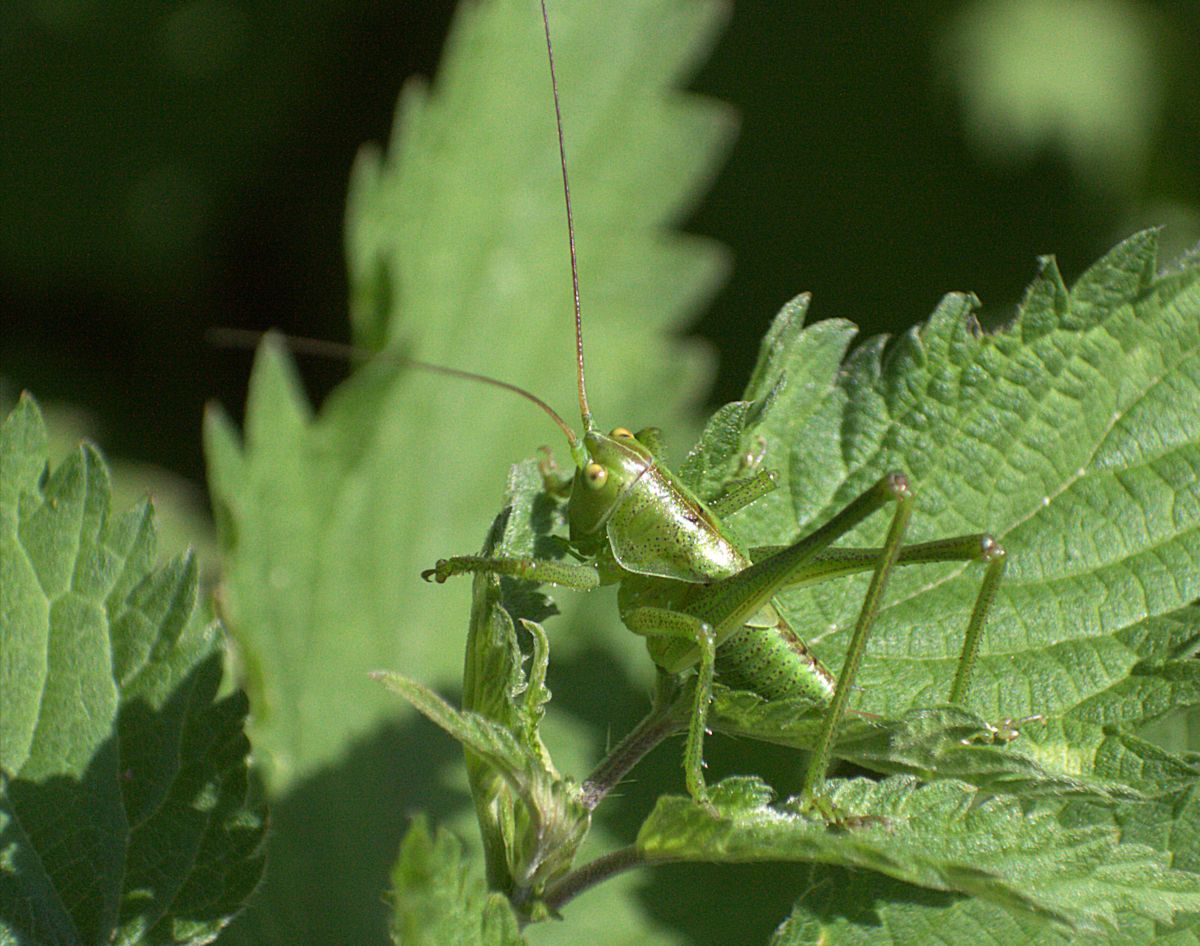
[680,295,855,502]
[1070,604,1200,727]
[371,667,589,912]
[390,817,524,946]
[461,463,560,772]
[205,0,729,792]
[708,688,1143,803]
[639,776,1200,936]
[671,235,1200,940]
[685,233,1200,727]
[372,672,531,791]
[459,462,588,896]
[0,396,264,946]
[768,776,1200,946]
[205,1,731,941]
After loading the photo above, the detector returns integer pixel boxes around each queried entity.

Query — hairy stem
[581,675,687,810]
[581,709,684,811]
[539,845,645,915]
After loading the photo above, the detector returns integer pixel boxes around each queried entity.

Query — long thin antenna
[540,0,593,433]
[208,327,580,448]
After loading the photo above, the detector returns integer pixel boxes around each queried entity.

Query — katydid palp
[419,0,1010,806]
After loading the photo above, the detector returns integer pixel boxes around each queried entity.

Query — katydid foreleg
[423,555,600,589]
[622,606,717,802]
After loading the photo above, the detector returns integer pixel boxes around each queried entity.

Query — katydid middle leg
[708,468,778,519]
[790,504,1007,799]
[622,605,717,802]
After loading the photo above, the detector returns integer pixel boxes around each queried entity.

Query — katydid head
[567,427,654,547]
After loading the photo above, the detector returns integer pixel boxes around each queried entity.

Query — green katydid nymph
[418,0,1010,806]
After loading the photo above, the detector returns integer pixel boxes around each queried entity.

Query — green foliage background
[4,0,1200,943]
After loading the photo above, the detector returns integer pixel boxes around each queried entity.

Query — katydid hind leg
[800,474,915,800]
[684,474,916,663]
[748,533,1003,592]
[628,474,919,803]
[648,473,930,713]
[947,535,1006,705]
[748,532,1008,704]
[747,531,1008,707]
[778,478,1009,802]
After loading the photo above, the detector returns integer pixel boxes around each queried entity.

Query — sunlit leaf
[0,396,264,946]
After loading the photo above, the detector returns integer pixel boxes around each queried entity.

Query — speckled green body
[569,427,836,704]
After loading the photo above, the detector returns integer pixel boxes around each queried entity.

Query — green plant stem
[581,674,688,810]
[539,845,645,916]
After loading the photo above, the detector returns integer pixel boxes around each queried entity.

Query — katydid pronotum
[417,0,1011,807]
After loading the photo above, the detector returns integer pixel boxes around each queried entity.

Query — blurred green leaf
[207,0,729,792]
[390,817,525,946]
[942,0,1161,191]
[206,0,732,942]
[0,395,263,946]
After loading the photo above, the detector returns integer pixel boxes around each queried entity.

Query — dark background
[5,0,1197,490]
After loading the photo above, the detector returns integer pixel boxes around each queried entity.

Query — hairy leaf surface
[0,396,264,946]
[640,775,1200,935]
[708,233,1200,727]
[673,233,1200,942]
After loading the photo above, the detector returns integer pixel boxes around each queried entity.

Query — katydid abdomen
[615,548,838,704]
[714,617,836,702]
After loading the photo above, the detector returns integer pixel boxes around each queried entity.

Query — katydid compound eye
[584,463,608,488]
[611,427,634,439]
